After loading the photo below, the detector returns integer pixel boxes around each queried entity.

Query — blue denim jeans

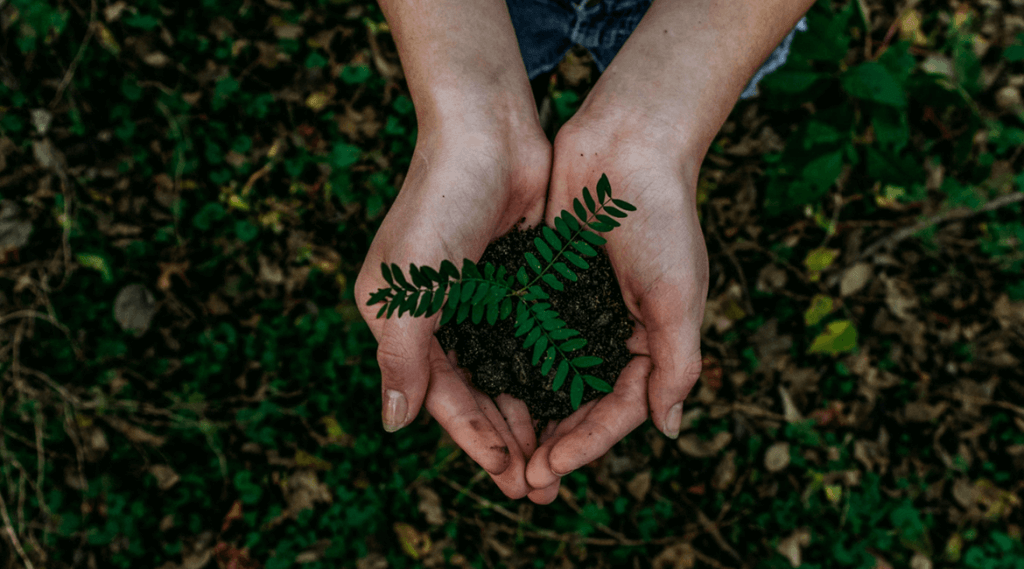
[506,0,807,99]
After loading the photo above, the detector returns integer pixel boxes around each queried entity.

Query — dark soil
[435,220,634,427]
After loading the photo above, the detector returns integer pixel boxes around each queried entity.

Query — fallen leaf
[839,262,872,296]
[764,442,791,472]
[114,283,158,335]
[808,320,858,355]
[416,486,445,526]
[804,247,839,272]
[653,542,696,569]
[712,450,738,490]
[777,527,811,567]
[149,464,180,490]
[393,522,432,560]
[804,294,834,326]
[676,431,732,458]
[626,470,652,501]
[779,386,804,422]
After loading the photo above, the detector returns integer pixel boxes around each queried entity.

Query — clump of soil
[435,221,634,426]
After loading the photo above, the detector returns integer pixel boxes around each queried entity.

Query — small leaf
[409,264,428,287]
[534,237,554,262]
[598,174,612,199]
[523,326,542,349]
[808,320,859,355]
[549,328,579,340]
[553,361,570,390]
[461,258,481,279]
[440,260,459,280]
[589,221,614,232]
[376,304,387,318]
[484,263,495,280]
[573,198,587,221]
[500,298,513,320]
[381,262,394,286]
[583,187,596,213]
[496,266,507,282]
[447,282,462,308]
[595,214,620,227]
[392,264,415,291]
[542,226,562,250]
[387,297,400,318]
[583,375,613,392]
[804,248,839,272]
[516,266,528,286]
[571,355,602,368]
[561,211,580,232]
[526,286,549,300]
[570,376,584,409]
[421,265,441,283]
[604,206,627,218]
[460,281,477,303]
[804,294,835,326]
[456,302,471,324]
[540,347,556,375]
[399,291,419,317]
[440,301,456,325]
[553,262,578,282]
[429,285,446,314]
[530,302,552,313]
[578,230,607,246]
[414,290,433,316]
[532,336,548,365]
[367,288,390,306]
[555,217,572,240]
[471,302,485,324]
[525,252,543,275]
[611,198,636,211]
[563,250,589,270]
[572,241,598,257]
[541,318,567,331]
[515,317,534,337]
[471,282,490,305]
[597,178,607,202]
[560,338,587,352]
[542,273,564,291]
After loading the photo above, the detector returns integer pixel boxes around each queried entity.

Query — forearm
[377,0,540,135]
[576,0,815,161]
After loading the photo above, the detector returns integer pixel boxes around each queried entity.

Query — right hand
[354,114,553,499]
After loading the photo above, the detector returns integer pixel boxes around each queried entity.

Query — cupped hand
[354,118,551,499]
[523,109,710,503]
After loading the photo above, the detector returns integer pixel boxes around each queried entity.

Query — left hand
[521,103,710,504]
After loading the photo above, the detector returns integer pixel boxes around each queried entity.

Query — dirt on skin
[435,221,634,428]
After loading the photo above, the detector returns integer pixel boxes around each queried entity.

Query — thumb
[356,262,435,433]
[641,280,705,440]
[374,315,434,432]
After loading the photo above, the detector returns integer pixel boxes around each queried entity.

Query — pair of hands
[354,99,710,504]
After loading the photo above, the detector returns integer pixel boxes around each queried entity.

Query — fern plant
[366,174,636,411]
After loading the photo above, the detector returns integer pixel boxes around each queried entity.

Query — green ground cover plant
[0,0,1022,567]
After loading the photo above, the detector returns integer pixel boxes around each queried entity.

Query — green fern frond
[365,173,633,410]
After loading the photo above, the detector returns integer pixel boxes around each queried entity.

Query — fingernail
[663,402,683,440]
[382,389,408,432]
[552,467,571,477]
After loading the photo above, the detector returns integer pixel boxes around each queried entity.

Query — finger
[546,356,651,477]
[495,394,537,460]
[527,481,561,505]
[373,315,436,432]
[525,401,596,489]
[425,343,513,475]
[472,390,531,499]
[640,280,705,440]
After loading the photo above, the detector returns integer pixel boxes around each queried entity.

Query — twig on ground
[49,0,98,110]
[678,494,743,564]
[857,192,1024,263]
[0,485,35,569]
[437,475,693,547]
